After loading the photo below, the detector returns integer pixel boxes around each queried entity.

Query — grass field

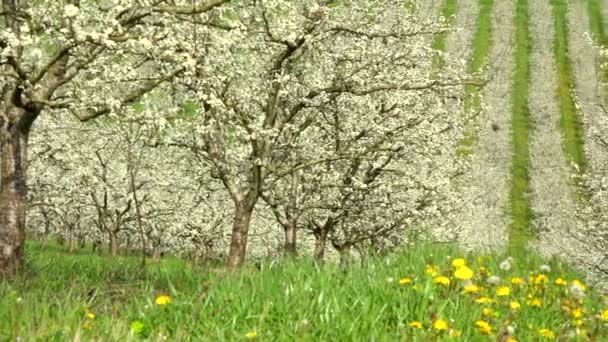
[1,241,606,341]
[508,0,534,252]
[457,0,494,158]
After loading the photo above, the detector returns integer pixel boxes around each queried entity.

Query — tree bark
[227,200,256,268]
[313,229,328,262]
[108,231,118,256]
[283,221,297,256]
[0,109,30,276]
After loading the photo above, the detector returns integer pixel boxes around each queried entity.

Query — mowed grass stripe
[586,0,607,44]
[458,0,494,157]
[508,0,533,252]
[550,0,587,177]
[432,0,458,69]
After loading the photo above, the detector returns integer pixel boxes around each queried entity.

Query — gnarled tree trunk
[283,220,297,256]
[227,198,256,268]
[0,105,31,276]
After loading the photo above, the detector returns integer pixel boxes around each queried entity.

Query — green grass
[508,0,534,252]
[432,0,458,69]
[586,0,608,81]
[550,0,588,183]
[1,241,606,341]
[457,0,494,157]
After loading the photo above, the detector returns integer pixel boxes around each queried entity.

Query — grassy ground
[432,0,458,70]
[457,0,494,158]
[1,241,606,341]
[550,0,588,180]
[586,0,608,81]
[508,0,534,252]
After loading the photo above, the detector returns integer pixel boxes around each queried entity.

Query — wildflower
[506,338,518,342]
[409,321,423,328]
[532,274,548,285]
[454,266,474,280]
[426,265,438,277]
[539,264,551,273]
[155,294,171,305]
[496,286,511,297]
[475,297,494,304]
[509,301,521,310]
[554,278,567,286]
[511,277,523,285]
[86,312,95,320]
[434,276,451,286]
[464,284,480,294]
[499,257,513,271]
[399,277,413,285]
[572,308,584,319]
[538,328,555,339]
[449,329,462,338]
[475,320,493,335]
[486,275,501,286]
[452,258,466,268]
[574,319,583,326]
[570,282,586,299]
[527,297,542,308]
[245,331,258,339]
[602,309,608,321]
[571,280,586,290]
[482,308,493,316]
[433,319,448,331]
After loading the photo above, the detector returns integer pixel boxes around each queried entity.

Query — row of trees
[1,0,473,275]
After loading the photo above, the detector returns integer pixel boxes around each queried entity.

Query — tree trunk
[108,231,118,256]
[227,200,255,268]
[0,117,29,276]
[313,230,328,262]
[338,244,352,268]
[283,221,297,256]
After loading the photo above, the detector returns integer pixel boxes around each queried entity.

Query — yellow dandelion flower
[602,309,608,321]
[399,277,413,285]
[86,312,95,320]
[433,276,451,286]
[506,338,518,342]
[475,320,493,335]
[538,328,555,339]
[409,321,423,328]
[511,277,523,285]
[496,286,511,297]
[155,294,171,305]
[572,308,584,319]
[532,274,548,285]
[527,297,542,308]
[482,308,493,316]
[554,277,567,286]
[509,301,521,310]
[433,319,448,331]
[449,329,462,338]
[571,280,586,290]
[475,297,494,304]
[464,284,480,293]
[452,258,466,268]
[574,319,583,326]
[454,266,474,280]
[245,331,258,339]
[426,265,438,277]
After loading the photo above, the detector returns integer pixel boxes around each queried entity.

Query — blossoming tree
[0,0,230,275]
